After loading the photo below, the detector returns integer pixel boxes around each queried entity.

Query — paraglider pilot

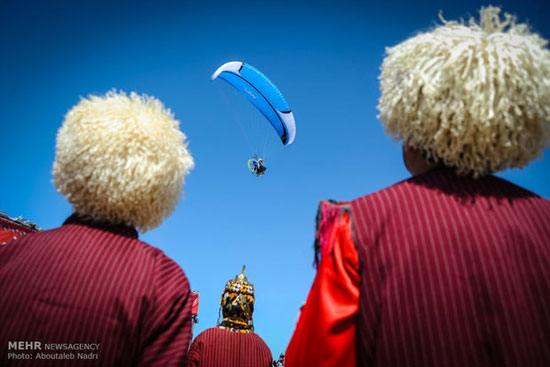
[248,154,267,177]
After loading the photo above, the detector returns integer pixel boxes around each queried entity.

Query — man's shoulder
[15,224,174,278]
[318,174,429,213]
[195,328,268,342]
[54,223,163,253]
[350,169,550,213]
[192,328,234,346]
[194,327,225,339]
[350,174,417,208]
[249,332,271,349]
[350,169,507,205]
[191,328,272,359]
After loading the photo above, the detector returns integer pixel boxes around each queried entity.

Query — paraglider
[248,154,267,177]
[212,61,295,176]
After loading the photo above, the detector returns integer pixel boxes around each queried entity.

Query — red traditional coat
[188,327,272,367]
[286,169,550,367]
[189,328,272,367]
[0,214,193,366]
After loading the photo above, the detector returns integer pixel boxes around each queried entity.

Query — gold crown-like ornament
[224,265,254,296]
[218,265,255,333]
[236,265,247,281]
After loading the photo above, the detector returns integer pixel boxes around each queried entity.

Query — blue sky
[1,0,549,357]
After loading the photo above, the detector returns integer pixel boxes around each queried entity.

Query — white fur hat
[378,6,550,176]
[53,90,194,232]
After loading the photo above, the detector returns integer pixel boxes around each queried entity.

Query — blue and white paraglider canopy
[211,61,296,146]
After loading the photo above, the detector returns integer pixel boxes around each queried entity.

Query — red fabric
[188,327,272,367]
[0,216,37,245]
[286,205,360,367]
[288,170,550,367]
[350,170,550,366]
[0,229,17,244]
[0,219,193,366]
[191,292,199,316]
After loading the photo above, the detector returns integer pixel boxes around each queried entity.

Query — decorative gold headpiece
[217,265,255,332]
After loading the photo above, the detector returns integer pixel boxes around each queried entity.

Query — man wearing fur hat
[0,91,194,366]
[188,266,272,367]
[286,7,550,367]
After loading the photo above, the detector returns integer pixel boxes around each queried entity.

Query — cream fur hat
[53,90,194,232]
[378,6,550,177]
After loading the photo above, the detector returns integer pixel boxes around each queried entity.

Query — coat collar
[63,213,138,239]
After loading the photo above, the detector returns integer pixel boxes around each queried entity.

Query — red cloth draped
[286,202,360,367]
[287,170,550,366]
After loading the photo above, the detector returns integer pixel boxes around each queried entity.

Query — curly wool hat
[53,90,194,232]
[378,6,550,177]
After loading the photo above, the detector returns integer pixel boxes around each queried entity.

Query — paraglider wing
[212,61,296,145]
